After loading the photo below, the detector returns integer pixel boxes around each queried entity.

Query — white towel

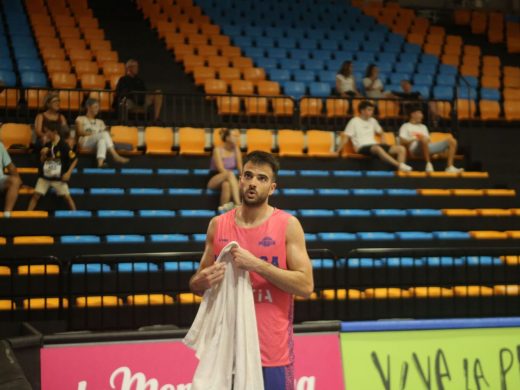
[184,241,264,390]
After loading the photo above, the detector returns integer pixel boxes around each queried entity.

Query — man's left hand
[230,246,262,271]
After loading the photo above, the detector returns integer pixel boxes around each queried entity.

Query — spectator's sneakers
[445,165,464,173]
[398,163,413,172]
[3,211,11,218]
[425,162,434,172]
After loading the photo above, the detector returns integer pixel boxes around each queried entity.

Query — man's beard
[240,188,268,207]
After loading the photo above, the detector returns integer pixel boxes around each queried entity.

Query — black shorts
[357,144,391,156]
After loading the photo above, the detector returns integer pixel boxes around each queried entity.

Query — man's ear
[268,182,277,195]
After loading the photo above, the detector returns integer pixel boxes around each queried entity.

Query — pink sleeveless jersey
[213,208,294,367]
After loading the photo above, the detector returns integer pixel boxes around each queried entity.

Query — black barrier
[1,247,519,331]
[0,87,456,132]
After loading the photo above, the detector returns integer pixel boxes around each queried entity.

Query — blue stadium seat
[282,81,306,99]
[268,69,291,82]
[420,54,439,64]
[433,231,471,240]
[293,69,315,82]
[255,58,277,70]
[436,74,457,86]
[458,75,478,88]
[164,261,198,271]
[309,82,331,97]
[438,64,458,75]
[389,73,411,85]
[55,210,93,218]
[345,258,384,268]
[312,259,335,269]
[365,171,394,177]
[480,88,501,101]
[332,170,363,177]
[433,86,454,100]
[69,188,85,195]
[248,26,265,37]
[222,25,242,37]
[299,170,329,176]
[457,87,478,100]
[299,38,318,50]
[277,169,297,176]
[267,48,288,59]
[342,41,360,52]
[17,58,43,72]
[277,37,296,49]
[413,74,434,86]
[129,188,164,195]
[387,34,405,46]
[168,188,203,195]
[376,62,393,73]
[281,188,314,195]
[378,52,398,64]
[402,43,422,54]
[356,52,376,63]
[396,231,435,240]
[139,210,176,217]
[106,235,146,243]
[363,41,381,52]
[372,209,407,217]
[117,263,159,272]
[121,168,153,175]
[413,85,431,98]
[303,59,325,71]
[150,234,190,242]
[61,235,101,244]
[352,189,385,196]
[98,210,134,218]
[383,42,402,53]
[152,169,188,177]
[336,209,371,217]
[399,53,420,63]
[71,264,111,273]
[291,49,311,60]
[83,168,116,174]
[255,36,275,48]
[0,58,13,71]
[304,233,318,241]
[0,70,16,86]
[466,256,502,266]
[408,209,443,217]
[318,232,357,241]
[317,189,350,196]
[417,63,437,74]
[317,70,336,86]
[90,188,125,195]
[192,169,210,175]
[192,234,207,242]
[386,257,422,267]
[394,62,415,73]
[278,58,301,71]
[233,36,253,47]
[312,49,334,60]
[426,257,465,266]
[385,189,418,196]
[178,209,216,217]
[326,59,345,72]
[299,209,335,217]
[321,40,340,51]
[13,46,38,59]
[357,232,396,240]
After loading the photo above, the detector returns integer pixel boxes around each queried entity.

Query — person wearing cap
[75,98,129,168]
[398,106,463,173]
[34,92,69,149]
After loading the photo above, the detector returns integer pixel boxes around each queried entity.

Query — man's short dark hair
[358,100,375,113]
[243,151,279,181]
[406,104,423,117]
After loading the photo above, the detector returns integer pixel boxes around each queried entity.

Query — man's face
[401,81,412,93]
[127,63,139,76]
[411,110,423,123]
[360,106,374,119]
[239,162,276,207]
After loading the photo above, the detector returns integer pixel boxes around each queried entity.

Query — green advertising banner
[341,327,520,390]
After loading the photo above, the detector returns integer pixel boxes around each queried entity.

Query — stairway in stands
[88,0,198,94]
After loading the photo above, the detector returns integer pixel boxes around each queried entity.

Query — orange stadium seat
[25,89,48,109]
[204,79,227,95]
[216,96,241,114]
[102,62,125,77]
[111,126,140,153]
[46,59,71,73]
[51,72,77,88]
[144,126,174,155]
[326,98,349,117]
[231,80,254,95]
[300,98,323,117]
[193,66,215,86]
[74,60,99,76]
[257,81,280,96]
[278,129,305,157]
[479,100,501,120]
[0,123,31,149]
[245,129,273,153]
[88,91,113,111]
[218,67,241,83]
[58,90,82,110]
[244,97,268,115]
[95,50,119,65]
[307,130,336,157]
[178,127,207,155]
[183,55,205,73]
[242,68,266,84]
[0,89,20,109]
[80,74,106,89]
[220,46,241,58]
[230,57,253,70]
[272,98,294,116]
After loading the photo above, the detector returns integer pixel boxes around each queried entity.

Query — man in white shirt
[398,106,463,173]
[336,100,412,171]
[0,141,22,217]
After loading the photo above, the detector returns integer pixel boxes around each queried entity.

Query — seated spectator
[336,61,362,97]
[207,128,242,212]
[398,106,463,173]
[362,64,395,99]
[28,122,78,211]
[393,79,439,127]
[34,92,70,149]
[114,59,163,122]
[0,141,22,216]
[76,98,129,168]
[336,100,412,171]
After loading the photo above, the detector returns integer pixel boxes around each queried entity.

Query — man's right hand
[190,262,226,294]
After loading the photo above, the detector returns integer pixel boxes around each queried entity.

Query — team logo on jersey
[218,238,229,243]
[258,236,276,247]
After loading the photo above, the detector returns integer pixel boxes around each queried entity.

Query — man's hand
[231,246,263,271]
[192,262,226,293]
[61,172,71,182]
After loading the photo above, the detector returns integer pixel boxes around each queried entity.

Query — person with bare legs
[207,128,242,212]
[27,122,78,211]
[337,100,412,171]
[0,141,22,217]
[76,98,129,167]
[399,106,463,173]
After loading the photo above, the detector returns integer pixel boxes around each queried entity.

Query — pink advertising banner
[41,333,344,389]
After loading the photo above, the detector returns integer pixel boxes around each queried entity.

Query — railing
[0,87,456,132]
[1,247,519,331]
